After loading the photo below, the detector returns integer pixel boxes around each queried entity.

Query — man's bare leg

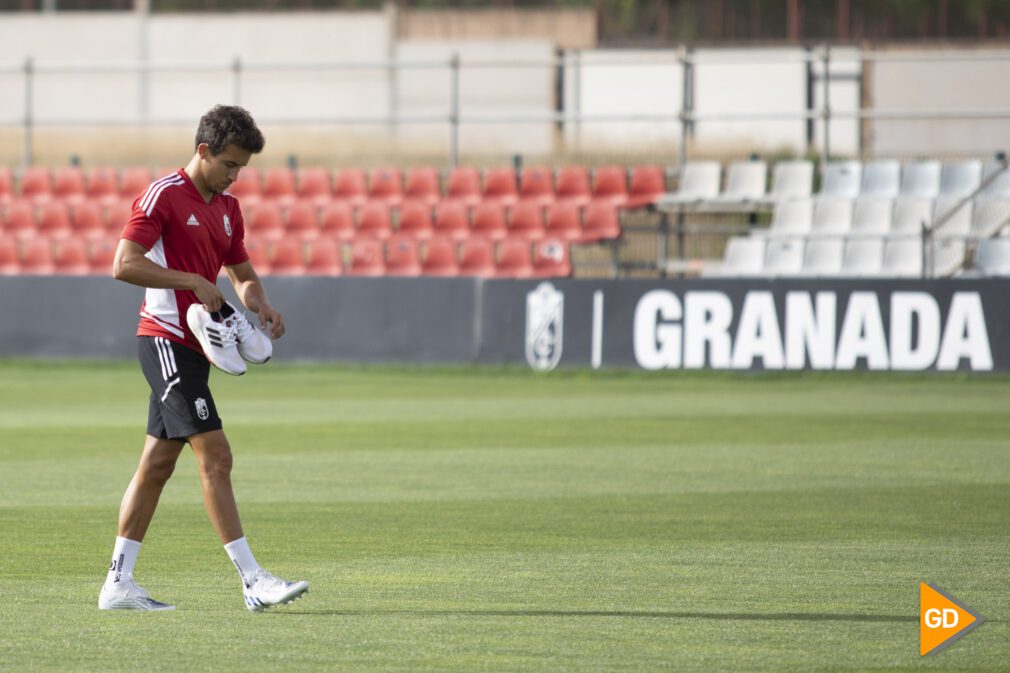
[189,429,244,543]
[99,435,183,610]
[118,435,185,541]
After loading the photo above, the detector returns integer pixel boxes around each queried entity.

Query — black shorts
[138,336,223,441]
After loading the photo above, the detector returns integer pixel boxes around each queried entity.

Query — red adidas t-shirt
[121,169,250,355]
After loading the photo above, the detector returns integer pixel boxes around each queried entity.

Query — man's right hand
[192,275,225,313]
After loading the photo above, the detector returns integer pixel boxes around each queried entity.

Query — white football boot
[186,304,247,376]
[99,579,176,611]
[243,569,309,612]
[222,301,273,364]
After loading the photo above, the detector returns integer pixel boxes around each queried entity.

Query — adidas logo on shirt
[186,214,200,226]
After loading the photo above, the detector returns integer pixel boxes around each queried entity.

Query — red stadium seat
[458,238,496,277]
[269,238,306,276]
[246,202,284,241]
[495,238,534,278]
[19,167,52,204]
[482,168,519,206]
[555,166,592,207]
[227,167,261,207]
[445,167,481,206]
[582,201,622,242]
[320,201,355,241]
[54,238,90,275]
[285,201,321,240]
[261,168,297,206]
[404,167,441,206]
[368,168,403,207]
[507,201,545,241]
[119,167,153,201]
[0,167,13,204]
[348,238,385,276]
[397,200,434,240]
[88,237,118,275]
[333,168,367,207]
[591,166,629,206]
[297,167,332,205]
[533,239,572,277]
[20,237,55,274]
[421,236,459,276]
[385,235,422,276]
[105,199,133,237]
[305,238,343,276]
[3,200,35,239]
[243,237,271,274]
[53,167,86,204]
[625,165,666,209]
[471,201,508,240]
[0,237,18,274]
[37,202,73,239]
[433,200,470,240]
[86,167,120,204]
[544,201,583,241]
[519,167,555,206]
[356,201,393,240]
[71,201,106,240]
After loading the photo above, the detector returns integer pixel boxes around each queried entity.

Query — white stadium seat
[711,160,767,204]
[810,197,853,236]
[971,199,1010,238]
[763,160,813,203]
[762,239,805,276]
[882,238,923,277]
[841,239,885,276]
[659,161,721,207]
[891,197,934,234]
[974,238,1010,275]
[715,236,765,276]
[821,161,862,198]
[939,160,982,197]
[800,238,844,276]
[861,160,900,197]
[980,161,1010,199]
[850,198,893,235]
[767,198,814,236]
[900,160,941,198]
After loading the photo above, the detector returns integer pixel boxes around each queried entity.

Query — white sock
[104,536,141,589]
[224,537,261,587]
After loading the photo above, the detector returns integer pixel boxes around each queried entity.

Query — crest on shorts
[195,397,209,420]
[223,214,232,237]
[525,281,564,372]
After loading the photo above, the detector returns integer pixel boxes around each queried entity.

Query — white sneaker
[243,568,309,612]
[99,579,176,611]
[223,301,273,364]
[186,304,247,376]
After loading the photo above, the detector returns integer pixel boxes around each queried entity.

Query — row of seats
[0,197,623,245]
[759,196,1010,240]
[713,230,1010,278]
[0,235,572,278]
[0,164,666,211]
[660,157,1010,207]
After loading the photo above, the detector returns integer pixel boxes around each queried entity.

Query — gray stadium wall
[0,277,1007,372]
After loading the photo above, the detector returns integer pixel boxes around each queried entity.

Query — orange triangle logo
[920,582,986,656]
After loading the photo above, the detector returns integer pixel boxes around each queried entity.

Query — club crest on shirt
[195,397,209,420]
[223,214,232,237]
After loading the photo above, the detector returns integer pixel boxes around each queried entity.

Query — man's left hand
[258,304,285,340]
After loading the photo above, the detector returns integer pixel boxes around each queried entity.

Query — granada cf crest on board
[526,282,564,371]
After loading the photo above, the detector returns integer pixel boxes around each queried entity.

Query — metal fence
[3,47,1010,168]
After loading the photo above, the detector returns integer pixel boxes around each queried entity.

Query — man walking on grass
[99,104,308,612]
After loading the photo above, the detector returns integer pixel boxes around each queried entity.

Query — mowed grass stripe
[0,362,1008,672]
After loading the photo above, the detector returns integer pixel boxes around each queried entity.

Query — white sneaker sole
[99,596,176,611]
[244,582,309,613]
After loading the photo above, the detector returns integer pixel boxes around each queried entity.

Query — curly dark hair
[194,105,265,156]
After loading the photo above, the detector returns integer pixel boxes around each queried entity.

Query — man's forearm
[114,251,201,292]
[234,278,272,314]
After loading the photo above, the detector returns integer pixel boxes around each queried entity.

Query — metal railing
[4,47,1010,168]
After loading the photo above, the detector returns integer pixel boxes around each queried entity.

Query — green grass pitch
[0,360,1007,672]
